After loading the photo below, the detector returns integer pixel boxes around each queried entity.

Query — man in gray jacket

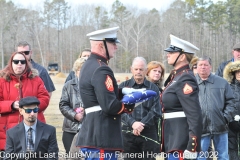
[196,56,236,160]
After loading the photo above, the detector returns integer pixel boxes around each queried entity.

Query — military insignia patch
[105,75,114,91]
[183,83,193,94]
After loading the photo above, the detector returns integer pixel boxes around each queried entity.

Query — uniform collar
[164,64,190,87]
[91,52,108,65]
[172,64,190,75]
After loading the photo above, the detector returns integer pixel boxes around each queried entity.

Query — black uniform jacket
[77,53,124,150]
[161,65,202,153]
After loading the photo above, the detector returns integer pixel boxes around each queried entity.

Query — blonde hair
[73,58,87,74]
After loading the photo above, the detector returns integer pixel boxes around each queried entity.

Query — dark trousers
[62,131,76,153]
[122,127,159,160]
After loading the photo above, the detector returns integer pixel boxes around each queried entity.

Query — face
[131,60,147,83]
[106,42,118,58]
[17,45,32,61]
[232,49,240,61]
[80,51,91,59]
[196,60,212,79]
[12,54,26,75]
[19,105,38,126]
[235,70,240,81]
[166,52,180,65]
[148,66,162,83]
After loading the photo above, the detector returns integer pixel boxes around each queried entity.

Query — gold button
[192,149,194,151]
[192,143,195,145]
[192,137,195,140]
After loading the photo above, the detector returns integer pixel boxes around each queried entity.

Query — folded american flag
[121,90,157,105]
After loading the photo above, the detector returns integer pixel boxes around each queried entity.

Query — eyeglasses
[12,60,26,65]
[22,107,39,113]
[193,65,197,69]
[21,51,30,55]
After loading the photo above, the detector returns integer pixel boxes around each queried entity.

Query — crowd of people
[0,26,240,160]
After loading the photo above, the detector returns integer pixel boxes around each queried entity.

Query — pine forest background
[0,0,240,73]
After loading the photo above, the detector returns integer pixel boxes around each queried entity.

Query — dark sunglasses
[21,51,30,55]
[22,107,39,113]
[12,60,26,65]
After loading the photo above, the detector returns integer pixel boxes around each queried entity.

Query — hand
[75,107,84,113]
[74,112,84,122]
[122,88,146,95]
[183,150,198,159]
[132,129,141,136]
[12,101,19,110]
[234,115,240,121]
[132,121,145,133]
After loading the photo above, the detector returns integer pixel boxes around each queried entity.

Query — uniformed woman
[161,34,202,160]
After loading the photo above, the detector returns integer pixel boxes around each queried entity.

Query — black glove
[123,104,135,113]
[229,121,240,132]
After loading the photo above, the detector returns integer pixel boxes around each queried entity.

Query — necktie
[26,128,34,152]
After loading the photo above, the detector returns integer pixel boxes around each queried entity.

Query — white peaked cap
[164,34,199,54]
[86,27,120,43]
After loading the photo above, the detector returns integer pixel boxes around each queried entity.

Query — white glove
[183,150,198,159]
[234,115,240,121]
[122,88,146,95]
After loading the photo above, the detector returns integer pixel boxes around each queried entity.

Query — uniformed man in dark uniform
[77,27,136,160]
[161,34,202,160]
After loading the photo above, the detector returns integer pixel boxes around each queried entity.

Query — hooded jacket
[223,61,240,151]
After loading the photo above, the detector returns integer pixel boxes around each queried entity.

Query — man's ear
[19,108,23,115]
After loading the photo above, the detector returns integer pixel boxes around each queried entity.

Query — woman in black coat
[223,60,240,160]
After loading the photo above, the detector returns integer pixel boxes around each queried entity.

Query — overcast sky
[10,0,176,11]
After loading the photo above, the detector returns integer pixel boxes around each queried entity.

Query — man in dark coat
[196,56,235,160]
[5,96,58,160]
[215,42,240,77]
[119,57,161,160]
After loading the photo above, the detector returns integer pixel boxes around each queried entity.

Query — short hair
[197,56,212,65]
[147,61,165,87]
[78,48,91,58]
[147,61,165,83]
[131,57,147,69]
[73,58,87,74]
[17,41,31,50]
